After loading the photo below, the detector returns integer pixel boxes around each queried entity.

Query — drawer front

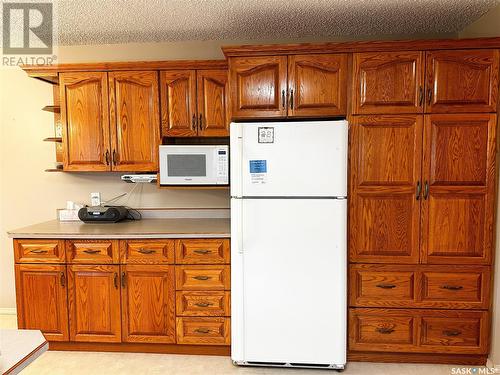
[66,240,119,264]
[421,269,490,309]
[175,239,230,264]
[350,266,415,306]
[14,239,66,263]
[120,240,175,264]
[176,317,230,345]
[349,308,489,354]
[176,266,230,290]
[176,291,230,316]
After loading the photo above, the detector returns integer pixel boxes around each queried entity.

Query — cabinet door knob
[60,272,65,287]
[416,181,421,200]
[418,86,424,107]
[289,89,294,110]
[121,272,126,288]
[114,272,118,289]
[112,150,117,166]
[423,180,429,200]
[105,150,110,165]
[199,114,203,131]
[192,114,197,130]
[193,275,210,281]
[443,330,461,337]
[281,90,285,109]
[376,283,396,289]
[427,88,433,105]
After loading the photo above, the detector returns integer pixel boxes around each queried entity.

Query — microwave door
[167,153,209,184]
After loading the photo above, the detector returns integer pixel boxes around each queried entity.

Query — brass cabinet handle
[194,302,213,307]
[60,272,65,287]
[112,150,117,166]
[114,272,118,289]
[138,249,156,254]
[423,180,429,200]
[281,90,285,109]
[441,285,463,291]
[194,328,211,334]
[121,272,126,288]
[443,330,461,337]
[192,114,197,130]
[193,249,212,255]
[376,327,395,334]
[376,284,396,289]
[427,88,433,105]
[418,86,424,107]
[83,249,101,254]
[30,249,48,254]
[105,150,110,165]
[193,275,211,281]
[416,181,421,200]
[289,89,294,110]
[199,114,203,131]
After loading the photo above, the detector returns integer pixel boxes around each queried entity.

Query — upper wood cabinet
[109,71,160,171]
[15,264,69,342]
[349,115,423,264]
[228,54,347,119]
[161,69,229,137]
[425,50,499,113]
[352,52,425,115]
[229,56,288,118]
[60,72,111,171]
[421,114,497,265]
[287,54,348,117]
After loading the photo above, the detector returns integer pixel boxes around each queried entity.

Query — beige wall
[460,3,500,38]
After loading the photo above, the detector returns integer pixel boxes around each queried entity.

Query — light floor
[0,315,488,375]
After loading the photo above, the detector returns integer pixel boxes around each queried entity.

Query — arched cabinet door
[197,70,229,137]
[109,71,160,172]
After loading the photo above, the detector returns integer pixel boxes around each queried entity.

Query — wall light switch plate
[90,192,101,206]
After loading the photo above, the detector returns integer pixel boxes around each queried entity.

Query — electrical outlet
[90,192,101,207]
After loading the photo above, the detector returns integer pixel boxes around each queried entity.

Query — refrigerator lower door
[231,198,347,367]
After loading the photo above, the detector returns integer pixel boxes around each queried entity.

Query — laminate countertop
[7,218,231,239]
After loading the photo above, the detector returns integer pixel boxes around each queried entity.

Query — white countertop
[8,218,231,239]
[0,329,48,375]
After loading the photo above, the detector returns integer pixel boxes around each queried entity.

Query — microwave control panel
[216,147,229,184]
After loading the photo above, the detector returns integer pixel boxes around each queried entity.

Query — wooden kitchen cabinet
[15,264,69,341]
[287,54,348,117]
[229,56,287,118]
[121,265,176,343]
[349,115,423,264]
[160,69,229,137]
[425,50,499,113]
[60,72,111,171]
[109,71,160,171]
[421,114,497,265]
[352,52,425,114]
[68,264,121,342]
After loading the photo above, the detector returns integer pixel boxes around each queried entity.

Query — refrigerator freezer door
[231,198,347,365]
[230,121,348,197]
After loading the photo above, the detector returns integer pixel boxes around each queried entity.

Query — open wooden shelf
[43,137,62,143]
[42,105,60,113]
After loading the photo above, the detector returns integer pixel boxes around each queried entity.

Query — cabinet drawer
[176,317,230,345]
[350,264,490,309]
[66,240,119,264]
[421,269,490,308]
[175,239,230,264]
[176,291,230,316]
[120,240,174,264]
[349,308,489,354]
[176,266,230,290]
[14,239,66,263]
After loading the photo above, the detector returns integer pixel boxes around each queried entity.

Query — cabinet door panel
[68,265,121,342]
[109,71,160,171]
[197,70,229,136]
[161,70,197,137]
[121,265,176,343]
[60,72,111,171]
[229,56,287,118]
[350,116,422,263]
[353,52,424,114]
[425,50,499,113]
[288,54,347,117]
[15,264,69,341]
[422,114,496,264]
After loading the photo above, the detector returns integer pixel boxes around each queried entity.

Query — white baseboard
[0,308,17,315]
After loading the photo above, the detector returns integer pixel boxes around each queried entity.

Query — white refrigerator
[230,120,347,370]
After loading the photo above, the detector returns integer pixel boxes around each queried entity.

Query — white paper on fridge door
[249,160,267,184]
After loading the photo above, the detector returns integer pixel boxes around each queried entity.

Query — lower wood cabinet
[68,264,122,342]
[15,264,69,341]
[121,265,176,343]
[176,317,231,345]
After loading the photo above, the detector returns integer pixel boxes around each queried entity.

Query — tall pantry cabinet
[349,49,499,362]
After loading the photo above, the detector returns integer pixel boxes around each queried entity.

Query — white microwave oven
[159,145,229,185]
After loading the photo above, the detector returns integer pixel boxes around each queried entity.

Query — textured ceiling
[55,0,500,45]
